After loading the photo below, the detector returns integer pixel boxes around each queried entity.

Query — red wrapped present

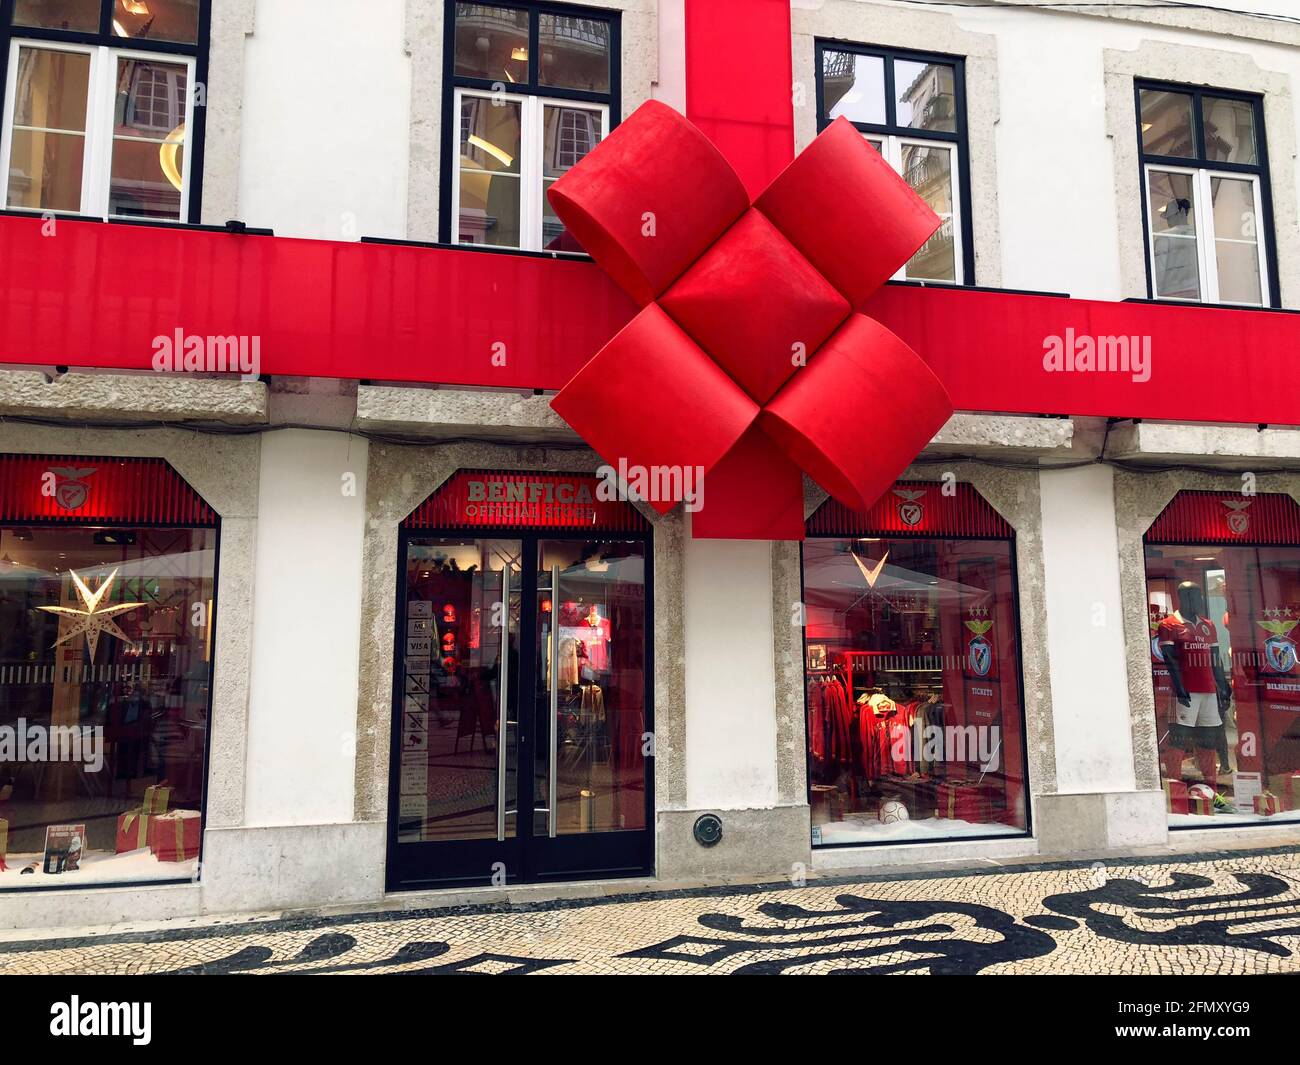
[114,809,153,853]
[140,784,172,815]
[147,810,201,863]
[1268,772,1300,811]
[1187,792,1215,816]
[1163,779,1189,815]
[935,780,992,823]
[1255,791,1281,817]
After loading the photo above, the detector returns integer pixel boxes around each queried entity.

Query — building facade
[3,0,1300,928]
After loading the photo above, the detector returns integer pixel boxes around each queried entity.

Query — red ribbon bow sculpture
[547,101,953,540]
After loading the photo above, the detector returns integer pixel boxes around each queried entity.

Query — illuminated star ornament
[38,569,144,660]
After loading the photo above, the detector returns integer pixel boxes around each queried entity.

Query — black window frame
[1134,77,1279,310]
[439,0,621,251]
[0,0,212,223]
[814,38,975,286]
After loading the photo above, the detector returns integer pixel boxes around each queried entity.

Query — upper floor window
[1137,81,1274,307]
[443,1,619,252]
[817,41,971,285]
[0,1,208,223]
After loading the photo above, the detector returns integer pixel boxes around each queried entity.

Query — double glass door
[388,533,652,889]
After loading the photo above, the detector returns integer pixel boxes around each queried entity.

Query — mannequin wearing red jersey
[1159,581,1232,791]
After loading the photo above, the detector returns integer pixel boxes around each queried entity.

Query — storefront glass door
[388,534,651,889]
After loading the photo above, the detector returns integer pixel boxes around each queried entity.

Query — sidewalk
[3,845,1300,974]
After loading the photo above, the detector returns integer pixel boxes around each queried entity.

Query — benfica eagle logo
[48,466,97,512]
[1259,619,1299,673]
[893,488,926,527]
[965,618,994,677]
[1222,498,1253,536]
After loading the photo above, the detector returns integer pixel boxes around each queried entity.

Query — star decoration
[39,568,145,661]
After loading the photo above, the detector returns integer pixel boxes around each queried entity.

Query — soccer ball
[878,799,910,824]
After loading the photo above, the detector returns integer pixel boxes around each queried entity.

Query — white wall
[238,0,411,240]
[245,430,369,825]
[683,527,779,810]
[1038,464,1136,793]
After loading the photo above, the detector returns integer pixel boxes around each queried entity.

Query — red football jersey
[1157,613,1220,693]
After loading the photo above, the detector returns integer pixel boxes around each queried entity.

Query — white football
[1188,784,1216,802]
[878,799,910,824]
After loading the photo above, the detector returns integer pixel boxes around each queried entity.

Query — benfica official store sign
[402,470,650,533]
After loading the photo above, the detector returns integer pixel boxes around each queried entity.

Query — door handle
[496,564,510,843]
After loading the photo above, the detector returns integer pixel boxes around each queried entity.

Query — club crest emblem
[48,466,97,512]
[1259,619,1299,673]
[965,618,994,677]
[893,488,926,527]
[1222,498,1253,536]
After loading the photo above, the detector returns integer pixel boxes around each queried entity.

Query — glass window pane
[901,143,956,282]
[1202,95,1258,165]
[459,95,520,174]
[822,50,885,125]
[538,13,610,94]
[1141,88,1196,158]
[458,171,520,247]
[803,534,1028,845]
[6,128,85,211]
[114,57,187,138]
[13,47,91,132]
[1148,169,1201,300]
[454,2,529,83]
[894,59,956,132]
[12,0,101,32]
[1145,536,1300,828]
[1211,176,1262,304]
[109,135,183,219]
[112,0,199,45]
[542,104,603,251]
[0,525,217,888]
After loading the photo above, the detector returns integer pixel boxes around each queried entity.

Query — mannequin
[1158,581,1233,793]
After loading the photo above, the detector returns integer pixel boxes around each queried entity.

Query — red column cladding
[402,470,650,533]
[1144,490,1300,545]
[807,480,1013,539]
[0,455,217,525]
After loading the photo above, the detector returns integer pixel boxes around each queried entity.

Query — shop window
[1145,490,1300,826]
[816,41,971,284]
[1,0,208,221]
[803,484,1029,846]
[1137,81,1274,306]
[443,1,618,252]
[0,454,218,889]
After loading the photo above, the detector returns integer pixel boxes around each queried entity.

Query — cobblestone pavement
[7,847,1300,974]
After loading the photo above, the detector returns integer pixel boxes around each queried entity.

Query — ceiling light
[123,1,151,13]
[511,47,529,61]
[160,123,185,192]
[112,19,129,36]
[467,134,514,167]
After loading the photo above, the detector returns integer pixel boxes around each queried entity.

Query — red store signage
[0,454,216,525]
[403,470,650,533]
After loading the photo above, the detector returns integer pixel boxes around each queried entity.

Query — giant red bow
[547,101,953,540]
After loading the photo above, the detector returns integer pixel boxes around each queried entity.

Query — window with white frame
[1137,82,1274,307]
[817,42,970,285]
[445,2,617,253]
[0,1,206,222]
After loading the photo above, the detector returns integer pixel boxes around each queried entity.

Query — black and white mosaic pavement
[6,847,1300,974]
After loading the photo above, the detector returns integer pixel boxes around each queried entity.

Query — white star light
[38,568,145,661]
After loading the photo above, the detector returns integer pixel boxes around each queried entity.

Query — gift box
[1163,779,1189,815]
[147,810,201,863]
[114,809,153,853]
[1254,791,1281,817]
[888,776,938,822]
[1188,792,1215,816]
[140,784,172,815]
[1267,772,1300,811]
[935,780,993,824]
